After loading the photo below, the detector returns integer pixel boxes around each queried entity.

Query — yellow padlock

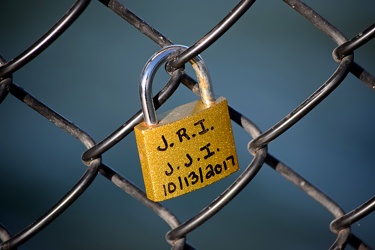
[134,45,238,202]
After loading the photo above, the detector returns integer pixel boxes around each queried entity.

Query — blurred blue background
[1,0,375,249]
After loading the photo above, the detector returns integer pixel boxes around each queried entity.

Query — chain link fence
[1,0,375,249]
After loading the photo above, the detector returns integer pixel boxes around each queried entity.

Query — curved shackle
[139,45,216,126]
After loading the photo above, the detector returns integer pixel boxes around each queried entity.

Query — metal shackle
[139,45,216,126]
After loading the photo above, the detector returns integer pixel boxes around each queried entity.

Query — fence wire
[0,0,375,249]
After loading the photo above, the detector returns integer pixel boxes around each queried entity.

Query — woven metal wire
[0,0,374,249]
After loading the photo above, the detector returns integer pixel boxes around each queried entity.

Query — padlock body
[134,97,238,202]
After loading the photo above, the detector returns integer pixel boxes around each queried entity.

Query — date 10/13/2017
[162,154,236,197]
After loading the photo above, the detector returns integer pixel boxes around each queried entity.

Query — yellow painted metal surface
[134,97,238,202]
